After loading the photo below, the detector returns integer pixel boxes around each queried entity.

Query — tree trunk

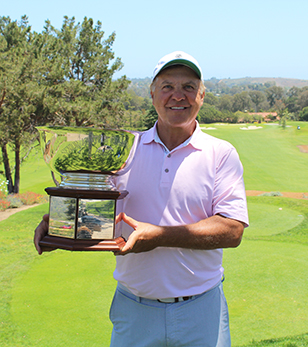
[14,139,20,194]
[1,142,14,194]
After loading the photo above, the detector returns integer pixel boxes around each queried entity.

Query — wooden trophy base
[39,235,126,252]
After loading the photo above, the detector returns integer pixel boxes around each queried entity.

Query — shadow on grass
[241,332,308,347]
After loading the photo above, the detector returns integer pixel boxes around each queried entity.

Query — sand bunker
[240,126,263,130]
[298,145,308,153]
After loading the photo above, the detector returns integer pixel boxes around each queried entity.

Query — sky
[2,0,308,80]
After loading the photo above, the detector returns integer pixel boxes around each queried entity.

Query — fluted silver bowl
[37,126,138,190]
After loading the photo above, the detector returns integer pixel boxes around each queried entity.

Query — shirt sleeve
[212,144,249,227]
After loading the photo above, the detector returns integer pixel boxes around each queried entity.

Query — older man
[108,52,249,346]
[35,51,249,346]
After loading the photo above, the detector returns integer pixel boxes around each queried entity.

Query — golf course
[1,121,308,346]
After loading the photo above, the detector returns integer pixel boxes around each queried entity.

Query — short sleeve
[212,145,249,227]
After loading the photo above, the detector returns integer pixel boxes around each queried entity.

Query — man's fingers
[34,214,49,255]
[121,213,138,229]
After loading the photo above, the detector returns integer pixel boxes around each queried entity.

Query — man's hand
[34,214,49,255]
[115,213,163,255]
[115,213,245,256]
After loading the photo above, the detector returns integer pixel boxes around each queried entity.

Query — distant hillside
[218,77,308,89]
[128,77,308,97]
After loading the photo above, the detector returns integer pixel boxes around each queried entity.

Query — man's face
[151,65,204,133]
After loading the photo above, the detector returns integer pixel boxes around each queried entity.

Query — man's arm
[115,213,244,255]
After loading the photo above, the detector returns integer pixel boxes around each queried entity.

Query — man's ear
[151,91,154,105]
[200,91,205,105]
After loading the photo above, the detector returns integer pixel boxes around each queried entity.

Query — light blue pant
[109,282,231,347]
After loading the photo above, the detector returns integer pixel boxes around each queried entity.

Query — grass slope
[202,122,308,192]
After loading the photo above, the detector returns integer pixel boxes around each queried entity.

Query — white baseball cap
[152,51,203,81]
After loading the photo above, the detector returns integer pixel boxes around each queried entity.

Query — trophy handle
[51,171,60,187]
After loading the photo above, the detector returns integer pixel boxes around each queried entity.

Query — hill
[128,77,308,97]
[218,77,308,88]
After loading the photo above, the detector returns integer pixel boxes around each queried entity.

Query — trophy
[37,126,138,252]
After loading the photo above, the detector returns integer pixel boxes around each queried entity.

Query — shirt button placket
[161,153,171,185]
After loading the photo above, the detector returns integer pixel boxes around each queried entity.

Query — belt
[157,295,195,303]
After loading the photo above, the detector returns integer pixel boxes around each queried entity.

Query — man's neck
[156,122,196,151]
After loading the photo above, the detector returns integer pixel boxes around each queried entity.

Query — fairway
[1,121,308,346]
[12,251,116,346]
[202,122,308,192]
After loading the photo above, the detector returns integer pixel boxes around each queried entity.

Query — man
[35,51,249,346]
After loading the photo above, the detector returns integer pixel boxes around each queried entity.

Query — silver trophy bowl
[37,126,139,252]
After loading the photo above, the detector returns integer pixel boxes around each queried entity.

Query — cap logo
[175,54,182,58]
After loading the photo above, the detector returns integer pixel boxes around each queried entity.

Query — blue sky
[2,0,308,80]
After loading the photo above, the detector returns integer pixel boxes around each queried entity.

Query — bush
[0,178,8,197]
[0,199,10,211]
[6,195,23,208]
[259,191,283,197]
[17,191,48,205]
[0,191,48,212]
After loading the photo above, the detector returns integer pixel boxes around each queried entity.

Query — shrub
[6,195,23,208]
[0,191,48,211]
[259,191,283,197]
[17,191,47,205]
[0,199,10,211]
[0,178,8,197]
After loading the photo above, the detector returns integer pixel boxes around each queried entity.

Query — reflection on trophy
[37,126,138,252]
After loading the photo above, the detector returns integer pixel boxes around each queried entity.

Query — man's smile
[169,106,188,110]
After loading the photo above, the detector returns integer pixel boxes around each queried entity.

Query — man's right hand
[34,214,49,255]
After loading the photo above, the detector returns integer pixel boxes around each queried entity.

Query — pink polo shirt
[112,122,249,299]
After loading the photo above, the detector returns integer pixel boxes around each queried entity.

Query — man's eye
[184,85,194,90]
[162,85,172,90]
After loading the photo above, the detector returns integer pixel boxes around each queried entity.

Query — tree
[42,17,130,128]
[231,92,252,112]
[265,86,284,108]
[144,105,158,129]
[198,103,222,124]
[203,92,218,106]
[0,16,130,194]
[249,90,266,112]
[217,95,233,112]
[299,107,308,121]
[298,90,308,109]
[0,16,44,194]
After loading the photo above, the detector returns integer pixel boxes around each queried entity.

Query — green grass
[0,204,116,346]
[223,197,308,346]
[1,198,307,346]
[18,145,57,195]
[202,122,308,192]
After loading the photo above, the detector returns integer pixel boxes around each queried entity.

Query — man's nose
[172,88,185,101]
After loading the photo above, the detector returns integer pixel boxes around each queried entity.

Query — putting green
[245,202,304,237]
[224,240,308,346]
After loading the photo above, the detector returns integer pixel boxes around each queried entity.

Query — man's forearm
[157,214,244,250]
[116,213,244,255]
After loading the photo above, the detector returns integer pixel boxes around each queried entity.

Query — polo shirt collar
[142,121,203,151]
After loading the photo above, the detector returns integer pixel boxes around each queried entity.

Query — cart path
[0,204,39,221]
[246,191,308,199]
